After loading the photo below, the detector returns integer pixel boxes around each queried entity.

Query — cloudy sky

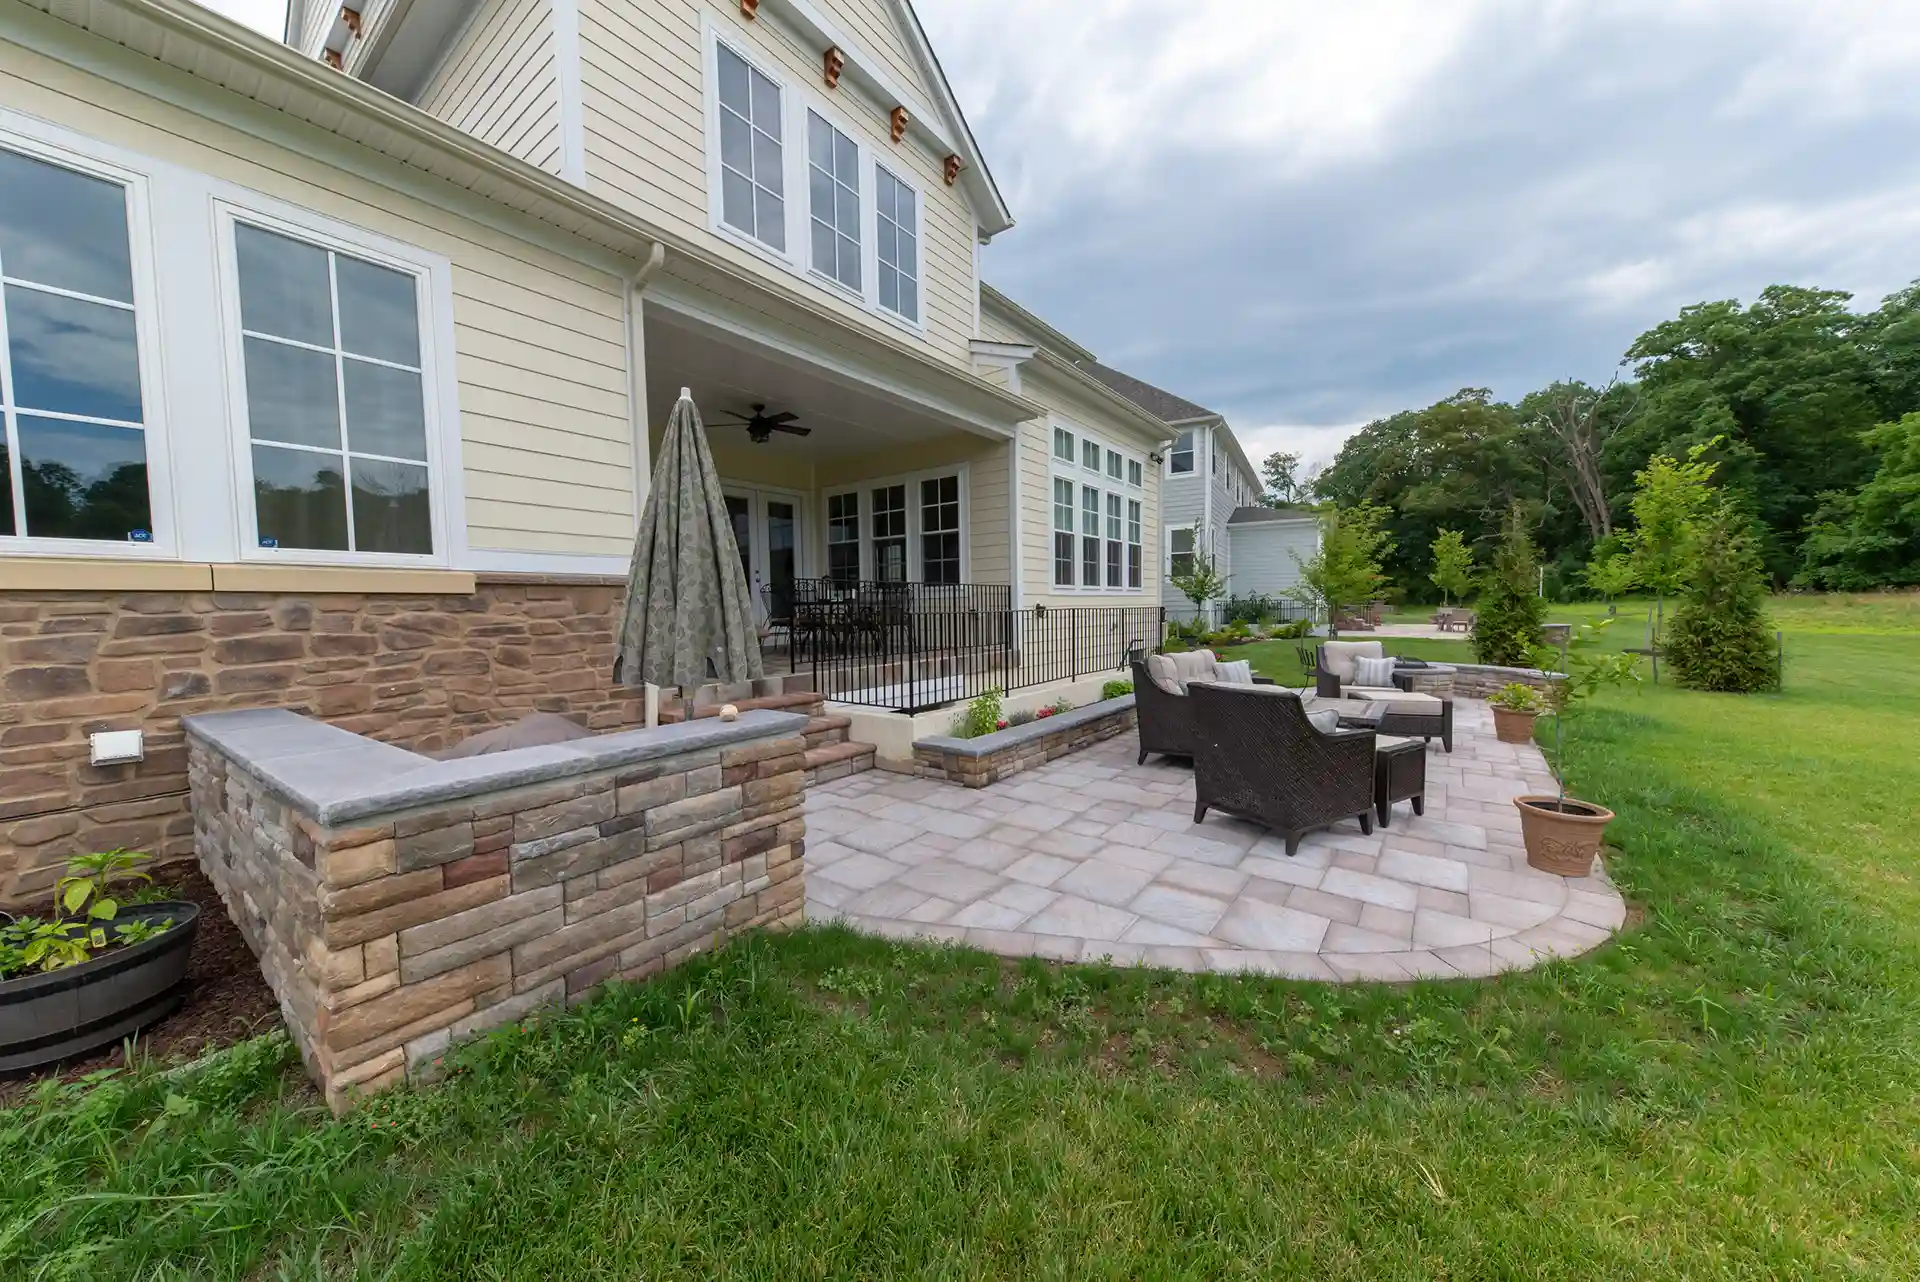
[205,0,1920,470]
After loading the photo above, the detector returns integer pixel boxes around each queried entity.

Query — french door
[722,486,803,623]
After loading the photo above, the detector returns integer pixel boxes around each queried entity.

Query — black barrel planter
[0,902,201,1073]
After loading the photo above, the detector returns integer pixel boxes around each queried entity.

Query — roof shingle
[1072,361,1219,424]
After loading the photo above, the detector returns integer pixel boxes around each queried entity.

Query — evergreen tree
[1471,505,1547,666]
[1665,505,1778,692]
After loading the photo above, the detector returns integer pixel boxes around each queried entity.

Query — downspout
[1005,356,1026,611]
[626,242,667,531]
[1201,425,1213,626]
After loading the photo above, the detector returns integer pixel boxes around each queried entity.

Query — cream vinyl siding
[820,0,927,97]
[0,38,637,562]
[976,305,1029,347]
[1012,375,1162,609]
[577,0,979,365]
[416,0,565,175]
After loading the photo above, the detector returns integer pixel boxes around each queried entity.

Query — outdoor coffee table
[1373,737,1427,827]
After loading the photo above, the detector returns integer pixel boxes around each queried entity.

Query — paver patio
[805,699,1627,980]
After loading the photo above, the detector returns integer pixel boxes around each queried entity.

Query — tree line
[1276,282,1920,596]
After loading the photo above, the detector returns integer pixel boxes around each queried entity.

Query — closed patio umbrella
[615,388,764,695]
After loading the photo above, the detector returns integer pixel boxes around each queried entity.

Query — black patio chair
[1188,683,1376,856]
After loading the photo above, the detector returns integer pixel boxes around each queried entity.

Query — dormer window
[717,43,785,251]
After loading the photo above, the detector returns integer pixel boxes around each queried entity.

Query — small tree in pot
[1514,621,1641,876]
[1487,682,1546,744]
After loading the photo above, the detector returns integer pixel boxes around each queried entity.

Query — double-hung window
[807,111,859,291]
[1169,430,1194,475]
[1080,484,1100,587]
[0,146,156,545]
[1169,527,1196,580]
[1105,493,1122,588]
[920,474,960,584]
[1052,426,1074,462]
[1127,500,1143,588]
[871,483,907,582]
[1128,458,1143,487]
[1081,439,1101,472]
[717,42,785,252]
[827,490,860,584]
[875,165,918,322]
[231,222,433,557]
[1052,477,1074,588]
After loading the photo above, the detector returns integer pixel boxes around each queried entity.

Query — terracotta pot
[1491,706,1539,744]
[1515,796,1614,877]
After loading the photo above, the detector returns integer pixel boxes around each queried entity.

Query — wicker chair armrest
[1315,667,1343,698]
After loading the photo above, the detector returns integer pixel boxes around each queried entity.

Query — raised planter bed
[0,902,201,1073]
[913,696,1136,788]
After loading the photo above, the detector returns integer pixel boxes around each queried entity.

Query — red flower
[1036,707,1054,718]
[995,719,1008,729]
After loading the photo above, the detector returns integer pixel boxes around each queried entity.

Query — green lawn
[7,598,1920,1279]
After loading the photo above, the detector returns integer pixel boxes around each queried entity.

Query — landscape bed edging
[912,695,1137,788]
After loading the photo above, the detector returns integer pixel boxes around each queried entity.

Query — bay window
[0,145,156,546]
[232,222,433,557]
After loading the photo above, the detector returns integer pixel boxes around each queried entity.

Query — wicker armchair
[1131,660,1201,763]
[1189,684,1377,855]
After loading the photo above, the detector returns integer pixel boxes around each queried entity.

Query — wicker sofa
[1131,650,1274,764]
[1188,683,1377,855]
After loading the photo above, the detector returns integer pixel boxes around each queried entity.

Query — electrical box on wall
[89,729,145,767]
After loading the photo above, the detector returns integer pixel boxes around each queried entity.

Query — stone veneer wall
[1,575,644,905]
[185,707,808,1110]
[913,697,1137,788]
[1443,664,1568,699]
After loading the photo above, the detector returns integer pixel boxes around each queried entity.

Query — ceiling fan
[710,404,811,444]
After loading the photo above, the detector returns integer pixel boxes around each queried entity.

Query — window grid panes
[920,474,960,584]
[827,490,860,584]
[871,483,906,581]
[717,43,785,251]
[1127,500,1143,588]
[1170,430,1194,474]
[1105,492,1122,588]
[807,111,859,291]
[0,146,153,544]
[1081,484,1100,587]
[1106,449,1122,480]
[1052,476,1074,587]
[1082,439,1100,471]
[1170,527,1195,580]
[1128,458,1142,487]
[876,166,919,321]
[1052,426,1074,461]
[234,222,431,557]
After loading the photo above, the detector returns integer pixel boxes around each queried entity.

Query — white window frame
[1045,415,1148,595]
[1167,428,1195,476]
[0,125,177,561]
[1167,523,1197,581]
[873,160,925,332]
[700,15,927,338]
[821,462,970,584]
[214,199,460,570]
[804,106,863,298]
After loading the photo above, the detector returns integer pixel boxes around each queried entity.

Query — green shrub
[1005,708,1036,727]
[1472,505,1548,666]
[957,688,1003,739]
[1665,507,1780,692]
[1223,592,1287,624]
[1272,616,1314,640]
[1100,679,1133,700]
[1488,682,1547,713]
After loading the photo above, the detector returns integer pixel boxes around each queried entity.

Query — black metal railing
[791,577,1163,713]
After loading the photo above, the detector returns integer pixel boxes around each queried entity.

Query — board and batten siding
[576,0,981,367]
[415,0,565,175]
[1227,519,1319,599]
[0,35,638,563]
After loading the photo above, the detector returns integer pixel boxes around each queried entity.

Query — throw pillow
[1354,655,1398,687]
[1306,708,1342,735]
[1217,659,1255,685]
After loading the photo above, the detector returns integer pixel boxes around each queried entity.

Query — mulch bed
[1,865,284,1103]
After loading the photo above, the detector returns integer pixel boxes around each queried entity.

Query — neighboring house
[1223,504,1321,612]
[1072,364,1293,623]
[0,0,1165,897]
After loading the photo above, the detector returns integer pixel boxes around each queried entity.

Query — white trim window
[875,164,919,323]
[807,110,860,291]
[920,474,960,584]
[1168,525,1196,580]
[1047,417,1147,594]
[225,217,440,560]
[716,40,786,253]
[826,489,860,584]
[870,481,907,581]
[0,143,166,551]
[1168,429,1195,475]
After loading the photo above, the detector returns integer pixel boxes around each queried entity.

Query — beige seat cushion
[1346,687,1445,716]
[1144,653,1184,694]
[1319,640,1384,683]
[435,711,592,760]
[1375,734,1422,752]
[1168,649,1221,690]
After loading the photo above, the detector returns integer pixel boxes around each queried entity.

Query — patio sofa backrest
[1146,648,1224,694]
[1319,640,1385,684]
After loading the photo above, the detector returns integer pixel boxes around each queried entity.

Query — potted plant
[0,850,200,1072]
[1487,682,1546,744]
[1513,623,1641,877]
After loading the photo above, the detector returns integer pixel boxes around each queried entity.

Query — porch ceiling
[644,310,1014,464]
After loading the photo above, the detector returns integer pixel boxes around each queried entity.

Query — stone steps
[803,713,852,750]
[804,740,874,786]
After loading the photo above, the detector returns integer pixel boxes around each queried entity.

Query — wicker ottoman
[1345,688,1454,753]
[1373,736,1427,828]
